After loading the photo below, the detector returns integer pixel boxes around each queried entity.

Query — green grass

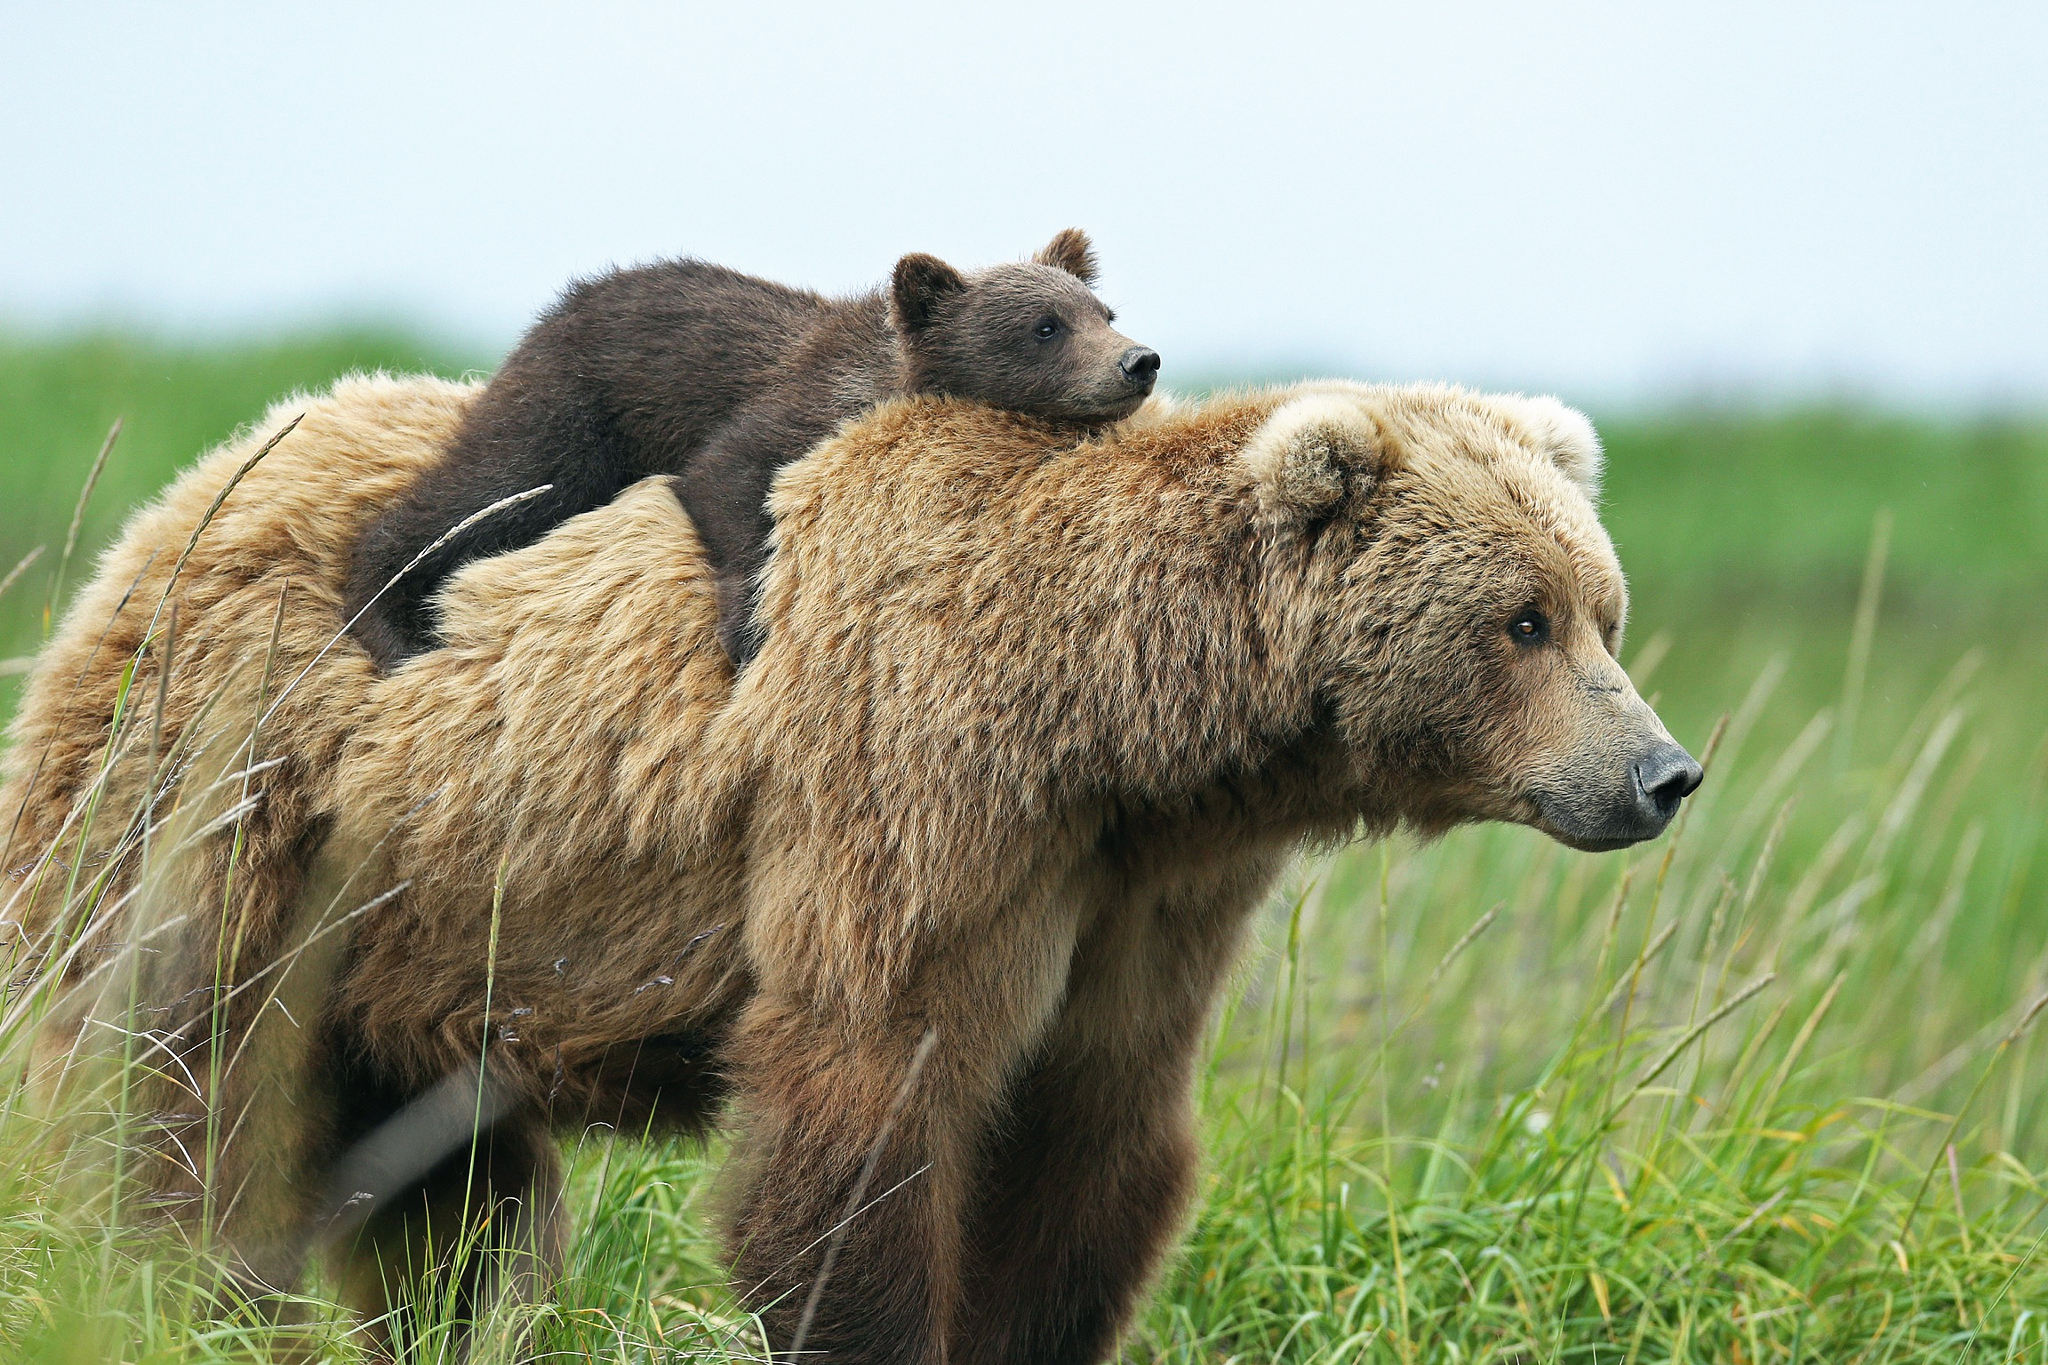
[2,331,2046,1360]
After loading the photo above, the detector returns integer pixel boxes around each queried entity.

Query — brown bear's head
[1243,384,1701,851]
[889,229,1159,424]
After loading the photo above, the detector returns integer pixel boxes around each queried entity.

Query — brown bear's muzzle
[1531,735,1704,852]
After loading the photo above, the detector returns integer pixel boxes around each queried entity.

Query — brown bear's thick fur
[1,371,1691,1363]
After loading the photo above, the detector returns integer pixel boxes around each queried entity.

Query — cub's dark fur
[345,229,1158,668]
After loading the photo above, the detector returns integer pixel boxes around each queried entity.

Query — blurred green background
[8,335,2043,971]
[3,332,2045,1004]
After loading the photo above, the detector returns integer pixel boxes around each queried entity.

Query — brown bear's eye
[1034,317,1061,341]
[1508,608,1550,647]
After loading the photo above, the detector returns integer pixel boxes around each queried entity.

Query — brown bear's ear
[1495,394,1603,498]
[1240,393,1378,524]
[1033,228,1099,285]
[890,253,968,334]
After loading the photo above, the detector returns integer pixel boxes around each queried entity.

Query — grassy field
[2,331,2047,1360]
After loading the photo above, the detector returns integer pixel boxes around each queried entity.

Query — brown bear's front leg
[951,1042,1202,1365]
[724,919,1076,1365]
[952,869,1272,1365]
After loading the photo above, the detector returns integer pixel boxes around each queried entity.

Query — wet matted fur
[1,373,1687,1364]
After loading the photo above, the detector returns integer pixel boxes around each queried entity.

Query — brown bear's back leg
[328,1110,565,1357]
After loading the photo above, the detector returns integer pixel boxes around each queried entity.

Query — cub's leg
[329,1109,565,1358]
[344,388,630,668]
[953,872,1270,1365]
[671,399,846,668]
[722,917,1076,1365]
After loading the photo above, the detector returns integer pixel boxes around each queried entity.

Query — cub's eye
[1508,608,1550,647]
[1033,317,1061,340]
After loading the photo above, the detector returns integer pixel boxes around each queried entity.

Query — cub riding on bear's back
[345,229,1158,668]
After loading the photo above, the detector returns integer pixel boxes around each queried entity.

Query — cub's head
[890,228,1159,423]
[1245,384,1700,850]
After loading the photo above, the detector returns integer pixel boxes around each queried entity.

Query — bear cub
[345,229,1159,668]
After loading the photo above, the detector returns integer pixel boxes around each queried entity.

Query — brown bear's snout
[1535,733,1703,852]
[1119,346,1161,386]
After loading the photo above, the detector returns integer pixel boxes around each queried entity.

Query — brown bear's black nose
[1120,347,1161,384]
[1633,742,1704,820]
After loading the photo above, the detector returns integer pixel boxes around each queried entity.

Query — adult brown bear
[1,374,1698,1363]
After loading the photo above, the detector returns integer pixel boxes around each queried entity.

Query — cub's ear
[1032,227,1099,285]
[890,253,968,333]
[1240,393,1377,523]
[1498,394,1603,498]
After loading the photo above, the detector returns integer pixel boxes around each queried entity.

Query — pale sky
[4,1,2044,406]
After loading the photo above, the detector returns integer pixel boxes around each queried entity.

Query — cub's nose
[1119,347,1161,385]
[1633,742,1704,821]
